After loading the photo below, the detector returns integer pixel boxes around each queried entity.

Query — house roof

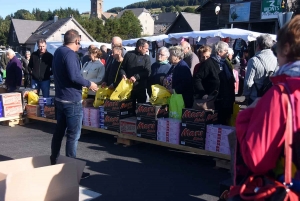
[11,19,43,44]
[166,12,200,34]
[154,12,178,25]
[102,12,117,20]
[154,24,168,35]
[116,8,150,18]
[25,17,95,44]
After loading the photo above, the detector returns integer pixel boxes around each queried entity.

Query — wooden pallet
[0,116,24,127]
[26,115,231,161]
[214,158,231,170]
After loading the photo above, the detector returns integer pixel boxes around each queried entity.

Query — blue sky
[0,0,138,18]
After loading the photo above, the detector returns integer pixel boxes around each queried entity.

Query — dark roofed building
[166,12,200,34]
[154,12,178,25]
[8,16,95,55]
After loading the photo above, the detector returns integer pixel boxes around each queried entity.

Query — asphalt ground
[0,119,231,201]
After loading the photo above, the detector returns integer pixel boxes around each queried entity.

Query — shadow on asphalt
[78,132,230,201]
[0,155,13,162]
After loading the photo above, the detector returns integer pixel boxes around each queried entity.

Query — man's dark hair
[136,39,148,49]
[64,29,80,45]
[36,38,46,45]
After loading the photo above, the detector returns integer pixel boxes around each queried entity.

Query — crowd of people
[0,16,299,190]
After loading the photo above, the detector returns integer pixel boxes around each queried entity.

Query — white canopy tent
[34,41,135,55]
[168,28,277,43]
[122,28,277,47]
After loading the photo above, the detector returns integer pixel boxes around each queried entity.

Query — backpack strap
[278,84,293,186]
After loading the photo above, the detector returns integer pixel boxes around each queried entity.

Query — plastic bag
[28,91,39,105]
[93,87,113,107]
[82,87,88,99]
[229,103,240,126]
[110,79,133,101]
[168,93,185,120]
[150,84,171,105]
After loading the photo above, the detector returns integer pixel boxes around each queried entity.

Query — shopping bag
[168,93,185,120]
[229,103,240,126]
[82,87,88,100]
[93,87,113,107]
[28,91,39,105]
[110,79,133,101]
[150,84,171,105]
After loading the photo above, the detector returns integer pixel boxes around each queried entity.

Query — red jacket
[236,66,300,175]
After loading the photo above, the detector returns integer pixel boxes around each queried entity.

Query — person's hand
[168,89,174,94]
[247,98,261,108]
[101,82,107,88]
[202,94,208,99]
[108,84,114,90]
[122,75,127,80]
[129,76,136,83]
[89,82,99,92]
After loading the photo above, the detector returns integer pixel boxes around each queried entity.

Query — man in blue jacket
[51,29,98,179]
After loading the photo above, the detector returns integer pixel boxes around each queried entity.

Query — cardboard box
[0,93,22,106]
[25,104,41,117]
[181,108,218,126]
[42,105,56,119]
[206,144,230,155]
[180,123,206,149]
[82,99,94,108]
[38,97,54,106]
[157,118,181,145]
[0,155,85,201]
[103,99,134,116]
[83,121,99,128]
[120,117,137,135]
[136,103,168,120]
[83,107,99,119]
[2,104,23,117]
[104,112,120,132]
[0,106,3,118]
[136,119,157,140]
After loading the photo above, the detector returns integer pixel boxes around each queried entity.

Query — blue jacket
[147,62,171,96]
[168,60,194,108]
[6,56,23,88]
[53,46,91,102]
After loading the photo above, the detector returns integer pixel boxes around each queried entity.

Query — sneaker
[81,172,90,179]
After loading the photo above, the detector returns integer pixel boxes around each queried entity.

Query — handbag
[193,90,218,110]
[227,84,299,201]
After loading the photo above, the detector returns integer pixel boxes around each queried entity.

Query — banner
[229,2,251,23]
[261,0,282,19]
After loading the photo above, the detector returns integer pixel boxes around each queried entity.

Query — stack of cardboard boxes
[83,107,99,128]
[0,93,23,118]
[157,118,181,145]
[136,103,168,140]
[39,97,55,119]
[103,99,134,132]
[180,108,218,149]
[205,125,235,155]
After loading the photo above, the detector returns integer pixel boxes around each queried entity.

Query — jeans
[31,79,50,97]
[50,100,83,164]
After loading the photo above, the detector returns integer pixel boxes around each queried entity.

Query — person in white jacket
[81,47,105,85]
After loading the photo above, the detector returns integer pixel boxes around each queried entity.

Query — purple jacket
[6,56,23,87]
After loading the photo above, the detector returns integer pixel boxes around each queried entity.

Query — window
[145,20,147,24]
[61,34,65,42]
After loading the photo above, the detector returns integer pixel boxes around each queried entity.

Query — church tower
[90,0,103,19]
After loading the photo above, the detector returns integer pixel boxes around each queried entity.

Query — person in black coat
[211,41,235,125]
[147,47,171,97]
[163,46,193,108]
[193,55,220,100]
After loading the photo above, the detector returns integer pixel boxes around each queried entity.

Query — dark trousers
[130,88,147,114]
[50,100,83,164]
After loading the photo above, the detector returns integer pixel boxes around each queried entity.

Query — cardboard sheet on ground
[0,155,85,201]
